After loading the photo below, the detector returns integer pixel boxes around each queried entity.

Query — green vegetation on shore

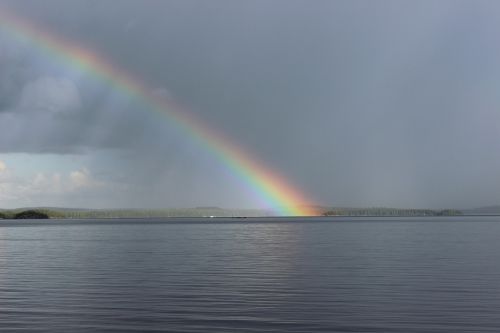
[0,209,53,219]
[0,206,465,219]
[0,207,272,219]
[12,210,50,219]
[322,207,463,216]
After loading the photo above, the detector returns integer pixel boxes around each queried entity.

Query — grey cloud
[0,36,34,110]
[18,77,81,114]
[1,0,500,208]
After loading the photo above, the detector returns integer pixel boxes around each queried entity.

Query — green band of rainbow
[0,7,317,216]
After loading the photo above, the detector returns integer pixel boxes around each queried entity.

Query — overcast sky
[0,0,499,209]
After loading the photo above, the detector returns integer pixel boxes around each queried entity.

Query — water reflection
[0,217,499,332]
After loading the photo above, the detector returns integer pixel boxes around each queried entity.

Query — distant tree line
[0,208,272,219]
[58,208,272,218]
[322,207,463,216]
[0,207,464,219]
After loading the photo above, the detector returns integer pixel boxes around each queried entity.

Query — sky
[0,0,499,210]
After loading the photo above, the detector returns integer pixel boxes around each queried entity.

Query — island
[14,210,50,219]
[0,210,50,219]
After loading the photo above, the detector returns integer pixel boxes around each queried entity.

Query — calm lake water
[0,216,499,332]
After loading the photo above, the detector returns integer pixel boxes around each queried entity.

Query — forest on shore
[0,206,465,219]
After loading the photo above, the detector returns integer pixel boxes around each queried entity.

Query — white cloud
[0,165,105,207]
[69,168,103,190]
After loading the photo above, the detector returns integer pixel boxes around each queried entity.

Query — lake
[0,216,499,332]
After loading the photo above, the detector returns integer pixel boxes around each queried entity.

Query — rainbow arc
[0,7,318,216]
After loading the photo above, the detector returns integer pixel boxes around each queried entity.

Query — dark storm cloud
[1,0,500,208]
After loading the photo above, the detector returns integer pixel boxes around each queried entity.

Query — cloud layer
[1,0,500,209]
[0,159,109,207]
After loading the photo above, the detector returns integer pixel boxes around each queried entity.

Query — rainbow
[0,7,318,216]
